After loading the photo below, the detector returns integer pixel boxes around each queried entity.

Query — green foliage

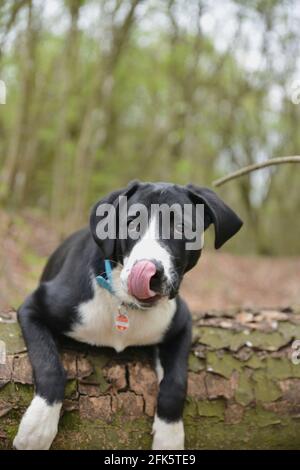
[0,0,299,254]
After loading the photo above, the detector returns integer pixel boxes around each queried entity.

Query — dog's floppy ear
[90,180,140,258]
[186,184,243,249]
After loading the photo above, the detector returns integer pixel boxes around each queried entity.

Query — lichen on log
[1,307,300,449]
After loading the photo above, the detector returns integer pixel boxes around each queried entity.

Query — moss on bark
[1,307,300,449]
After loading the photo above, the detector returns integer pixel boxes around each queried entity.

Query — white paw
[13,396,61,450]
[152,414,185,450]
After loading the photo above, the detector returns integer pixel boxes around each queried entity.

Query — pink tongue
[128,260,157,300]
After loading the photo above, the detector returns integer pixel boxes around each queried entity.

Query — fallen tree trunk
[1,306,300,449]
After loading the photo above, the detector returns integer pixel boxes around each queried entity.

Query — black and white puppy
[13,181,242,450]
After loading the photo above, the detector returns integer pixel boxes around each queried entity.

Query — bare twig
[213,156,300,187]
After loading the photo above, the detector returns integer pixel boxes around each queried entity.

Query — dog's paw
[13,396,61,450]
[152,414,184,450]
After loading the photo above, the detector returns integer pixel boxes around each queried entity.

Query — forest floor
[0,209,299,313]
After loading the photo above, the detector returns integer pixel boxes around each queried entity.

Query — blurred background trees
[0,0,300,255]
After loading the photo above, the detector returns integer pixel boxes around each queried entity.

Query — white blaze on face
[120,216,172,292]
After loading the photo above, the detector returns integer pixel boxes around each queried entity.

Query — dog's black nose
[149,260,165,292]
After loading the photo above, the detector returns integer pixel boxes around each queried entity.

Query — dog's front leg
[152,316,192,450]
[13,294,66,450]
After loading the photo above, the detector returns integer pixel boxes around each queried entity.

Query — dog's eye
[127,218,139,232]
[174,223,185,235]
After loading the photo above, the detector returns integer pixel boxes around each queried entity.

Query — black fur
[17,181,242,431]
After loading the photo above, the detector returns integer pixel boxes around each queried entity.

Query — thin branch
[213,156,300,187]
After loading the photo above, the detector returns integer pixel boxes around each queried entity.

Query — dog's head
[90,181,243,308]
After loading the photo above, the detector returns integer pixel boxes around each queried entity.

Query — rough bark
[1,306,300,449]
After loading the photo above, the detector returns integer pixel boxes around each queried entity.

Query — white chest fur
[67,278,176,352]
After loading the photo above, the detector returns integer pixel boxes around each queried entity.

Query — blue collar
[96,259,114,294]
[96,260,142,311]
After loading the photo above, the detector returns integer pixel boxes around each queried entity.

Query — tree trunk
[70,0,141,231]
[0,0,37,205]
[1,306,300,449]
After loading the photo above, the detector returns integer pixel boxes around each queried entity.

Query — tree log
[1,307,300,449]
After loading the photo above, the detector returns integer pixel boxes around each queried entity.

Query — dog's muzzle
[127,259,170,305]
[127,260,156,300]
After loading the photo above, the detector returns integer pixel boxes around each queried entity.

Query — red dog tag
[115,308,129,331]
